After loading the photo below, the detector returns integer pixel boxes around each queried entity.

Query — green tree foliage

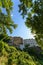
[0,41,43,65]
[19,0,43,49]
[0,0,43,65]
[0,0,17,34]
[0,34,10,43]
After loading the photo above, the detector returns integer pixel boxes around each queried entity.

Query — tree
[19,0,43,49]
[0,0,17,34]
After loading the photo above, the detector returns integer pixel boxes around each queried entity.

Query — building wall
[23,39,38,47]
[13,37,23,45]
[19,39,38,50]
[19,44,25,50]
[8,37,23,47]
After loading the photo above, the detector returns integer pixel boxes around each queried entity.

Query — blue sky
[7,0,34,39]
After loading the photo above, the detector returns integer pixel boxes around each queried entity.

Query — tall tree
[19,0,43,49]
[0,0,17,34]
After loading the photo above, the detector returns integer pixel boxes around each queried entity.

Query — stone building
[8,36,38,50]
[8,37,23,47]
[13,37,23,47]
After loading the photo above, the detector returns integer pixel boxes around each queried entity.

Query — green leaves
[0,2,1,6]
[19,0,43,49]
[19,0,33,18]
[0,0,17,34]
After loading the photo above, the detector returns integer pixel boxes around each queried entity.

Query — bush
[0,41,43,65]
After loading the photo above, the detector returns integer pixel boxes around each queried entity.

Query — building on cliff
[8,37,38,50]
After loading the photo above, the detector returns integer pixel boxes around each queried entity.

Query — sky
[5,0,35,39]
